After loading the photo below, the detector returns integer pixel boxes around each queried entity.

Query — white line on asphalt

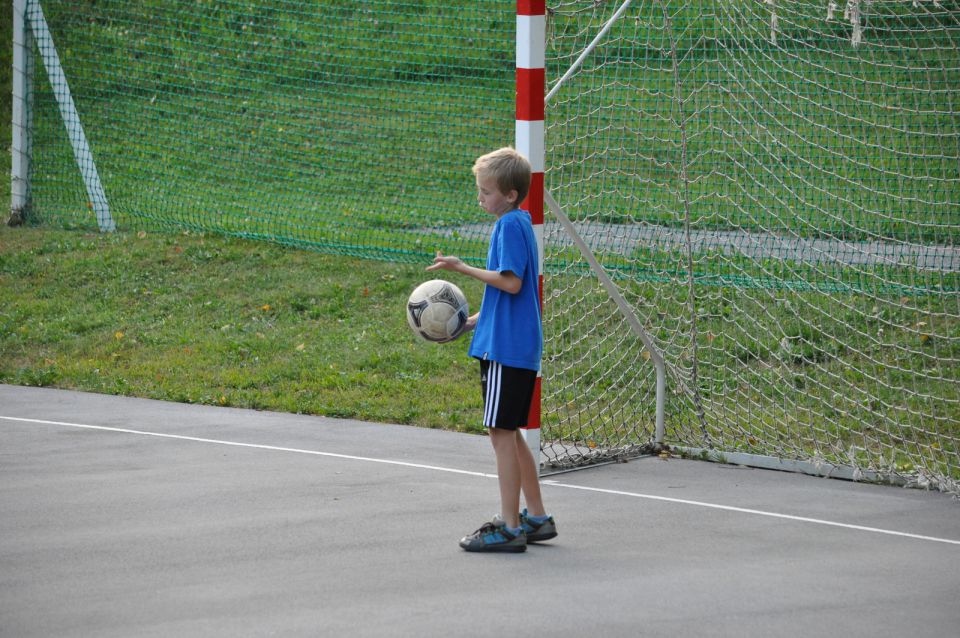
[540,480,960,546]
[0,415,497,479]
[3,414,958,547]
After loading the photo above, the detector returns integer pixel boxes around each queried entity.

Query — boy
[427,147,557,553]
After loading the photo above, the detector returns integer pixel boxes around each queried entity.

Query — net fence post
[26,0,114,232]
[10,0,34,226]
[516,0,546,471]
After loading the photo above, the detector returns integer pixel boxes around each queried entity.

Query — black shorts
[479,359,537,430]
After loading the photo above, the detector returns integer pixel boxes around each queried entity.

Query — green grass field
[0,226,486,430]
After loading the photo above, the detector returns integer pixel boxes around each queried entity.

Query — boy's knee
[488,427,518,448]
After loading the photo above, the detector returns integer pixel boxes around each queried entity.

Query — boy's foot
[520,509,558,542]
[459,520,527,553]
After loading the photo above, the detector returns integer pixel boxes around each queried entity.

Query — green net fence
[25,0,515,261]
[17,0,960,493]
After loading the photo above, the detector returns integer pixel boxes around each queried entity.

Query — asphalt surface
[1,384,957,638]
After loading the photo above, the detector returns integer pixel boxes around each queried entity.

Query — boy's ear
[508,189,520,206]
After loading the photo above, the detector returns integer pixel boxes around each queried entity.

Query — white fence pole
[10,0,34,225]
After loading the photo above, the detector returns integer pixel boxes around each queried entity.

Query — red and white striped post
[516,1,546,467]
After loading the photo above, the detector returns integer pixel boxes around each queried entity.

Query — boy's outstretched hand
[428,250,522,294]
[427,250,463,273]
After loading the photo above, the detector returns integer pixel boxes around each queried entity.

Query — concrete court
[0,384,957,638]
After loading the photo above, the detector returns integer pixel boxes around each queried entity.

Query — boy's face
[476,175,517,217]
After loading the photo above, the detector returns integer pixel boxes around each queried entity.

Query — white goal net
[539,0,959,494]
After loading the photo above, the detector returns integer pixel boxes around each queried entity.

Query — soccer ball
[406,279,469,343]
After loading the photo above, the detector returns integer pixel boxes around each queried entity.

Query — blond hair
[472,147,532,207]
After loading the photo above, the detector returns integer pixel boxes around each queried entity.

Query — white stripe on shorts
[484,361,502,428]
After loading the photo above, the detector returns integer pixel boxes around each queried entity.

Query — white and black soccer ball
[406,279,469,343]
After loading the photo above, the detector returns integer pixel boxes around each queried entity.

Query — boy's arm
[427,251,522,294]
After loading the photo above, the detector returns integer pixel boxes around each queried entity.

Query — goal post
[516,0,547,465]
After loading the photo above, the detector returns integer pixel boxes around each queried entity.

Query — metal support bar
[543,187,666,444]
[26,0,114,232]
[545,0,635,106]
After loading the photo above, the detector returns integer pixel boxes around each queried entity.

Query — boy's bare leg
[515,430,547,517]
[489,428,522,528]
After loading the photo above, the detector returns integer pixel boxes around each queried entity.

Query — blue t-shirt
[468,209,543,371]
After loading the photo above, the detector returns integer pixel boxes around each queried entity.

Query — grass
[0,225,486,432]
